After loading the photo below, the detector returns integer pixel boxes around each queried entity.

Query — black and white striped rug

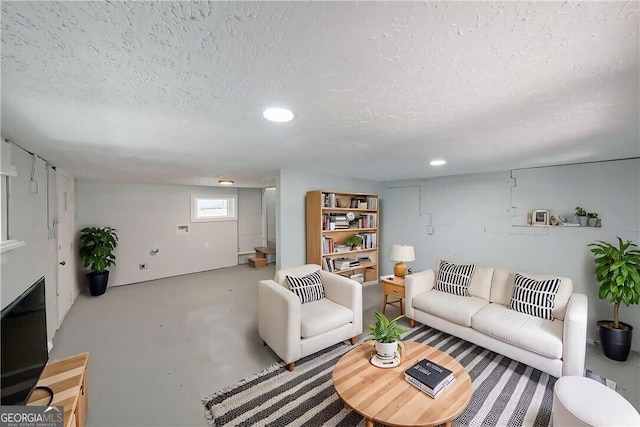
[203,325,556,426]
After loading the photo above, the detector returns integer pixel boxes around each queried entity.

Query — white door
[57,171,74,325]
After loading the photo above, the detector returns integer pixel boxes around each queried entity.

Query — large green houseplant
[369,312,407,358]
[588,237,640,361]
[79,226,119,296]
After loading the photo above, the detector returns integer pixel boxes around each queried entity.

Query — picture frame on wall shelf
[532,209,549,226]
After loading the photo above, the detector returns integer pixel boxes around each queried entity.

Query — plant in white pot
[369,312,407,358]
[576,206,588,227]
[588,237,640,361]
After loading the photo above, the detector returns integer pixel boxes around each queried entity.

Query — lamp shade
[390,244,415,262]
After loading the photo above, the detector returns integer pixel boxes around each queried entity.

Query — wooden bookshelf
[306,190,379,285]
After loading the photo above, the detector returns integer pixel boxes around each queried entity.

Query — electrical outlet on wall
[139,263,148,270]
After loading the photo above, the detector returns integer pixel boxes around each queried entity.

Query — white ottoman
[553,376,640,426]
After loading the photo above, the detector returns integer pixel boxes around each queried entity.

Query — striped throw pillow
[508,274,561,320]
[434,260,476,296]
[286,270,325,304]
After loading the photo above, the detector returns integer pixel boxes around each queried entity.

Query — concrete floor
[50,265,639,427]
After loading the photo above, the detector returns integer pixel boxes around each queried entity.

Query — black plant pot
[598,320,633,361]
[87,271,109,296]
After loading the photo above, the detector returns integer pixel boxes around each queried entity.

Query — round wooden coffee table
[332,341,472,427]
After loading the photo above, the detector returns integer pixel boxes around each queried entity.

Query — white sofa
[258,264,362,371]
[405,262,588,378]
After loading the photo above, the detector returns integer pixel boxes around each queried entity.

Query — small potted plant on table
[80,226,119,296]
[369,312,407,358]
[588,212,599,227]
[588,237,640,361]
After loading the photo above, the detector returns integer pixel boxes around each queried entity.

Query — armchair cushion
[286,270,325,303]
[300,298,354,338]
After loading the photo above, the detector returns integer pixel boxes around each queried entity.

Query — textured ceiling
[1,1,638,187]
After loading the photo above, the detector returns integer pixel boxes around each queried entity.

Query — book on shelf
[404,358,455,396]
[334,257,359,266]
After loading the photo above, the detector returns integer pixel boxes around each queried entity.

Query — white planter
[578,216,588,227]
[588,218,598,227]
[375,341,398,358]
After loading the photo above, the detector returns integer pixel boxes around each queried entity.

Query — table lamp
[390,244,415,278]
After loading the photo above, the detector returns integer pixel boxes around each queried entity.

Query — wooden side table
[381,275,405,315]
[27,353,89,427]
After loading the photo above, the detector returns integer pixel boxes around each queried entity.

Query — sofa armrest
[258,279,302,363]
[320,271,363,335]
[562,293,588,376]
[404,269,436,320]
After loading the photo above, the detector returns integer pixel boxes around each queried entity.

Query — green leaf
[79,226,118,274]
[589,237,640,319]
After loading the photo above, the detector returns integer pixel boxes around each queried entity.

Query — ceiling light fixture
[218,179,234,185]
[430,160,446,166]
[263,107,294,123]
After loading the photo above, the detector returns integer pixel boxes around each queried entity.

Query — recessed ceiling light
[430,160,446,166]
[218,179,234,185]
[263,107,294,122]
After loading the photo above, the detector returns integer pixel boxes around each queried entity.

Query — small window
[191,194,237,222]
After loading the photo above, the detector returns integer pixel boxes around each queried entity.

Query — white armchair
[258,264,363,371]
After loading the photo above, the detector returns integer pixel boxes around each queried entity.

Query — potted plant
[576,206,588,227]
[369,312,407,357]
[79,226,119,296]
[344,234,363,250]
[588,237,640,361]
[588,212,598,227]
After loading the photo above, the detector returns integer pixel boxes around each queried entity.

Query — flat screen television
[1,277,49,405]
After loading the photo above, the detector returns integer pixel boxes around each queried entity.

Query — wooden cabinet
[380,275,405,314]
[306,190,379,285]
[27,353,89,427]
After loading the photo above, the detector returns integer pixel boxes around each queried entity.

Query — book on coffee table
[405,374,455,398]
[404,358,455,397]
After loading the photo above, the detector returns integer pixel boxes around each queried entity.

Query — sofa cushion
[471,303,563,359]
[434,260,476,296]
[490,269,573,320]
[508,274,561,320]
[300,298,353,338]
[413,290,489,327]
[436,260,494,300]
[287,270,325,304]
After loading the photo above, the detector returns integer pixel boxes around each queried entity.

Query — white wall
[382,159,640,350]
[265,187,276,245]
[1,142,59,343]
[76,181,239,286]
[276,169,383,270]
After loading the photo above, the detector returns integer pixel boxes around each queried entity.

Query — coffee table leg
[365,419,374,427]
[444,421,452,427]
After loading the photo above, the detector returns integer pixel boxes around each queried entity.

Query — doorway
[56,170,74,325]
